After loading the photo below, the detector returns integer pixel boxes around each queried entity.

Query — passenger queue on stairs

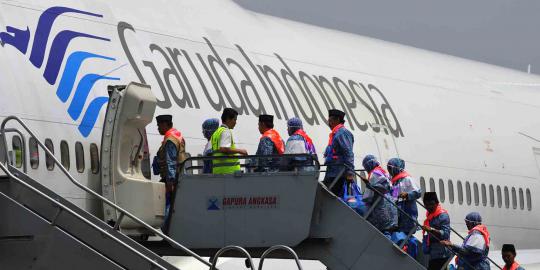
[152,107,522,270]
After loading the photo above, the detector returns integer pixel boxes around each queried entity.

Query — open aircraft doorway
[100,83,165,234]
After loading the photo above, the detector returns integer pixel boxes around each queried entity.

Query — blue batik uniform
[425,212,452,260]
[452,225,491,270]
[254,129,284,172]
[152,141,178,182]
[391,174,422,233]
[362,167,398,234]
[324,125,354,178]
[323,124,354,196]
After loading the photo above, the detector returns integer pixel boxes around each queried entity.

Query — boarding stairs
[0,116,213,270]
[140,155,426,270]
[1,82,498,270]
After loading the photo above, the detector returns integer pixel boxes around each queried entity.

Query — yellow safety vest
[210,126,241,174]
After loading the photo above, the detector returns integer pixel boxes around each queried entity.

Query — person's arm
[216,129,247,155]
[429,213,451,239]
[370,174,392,194]
[218,147,247,155]
[448,233,486,258]
[401,178,422,201]
[164,141,177,181]
[335,131,355,178]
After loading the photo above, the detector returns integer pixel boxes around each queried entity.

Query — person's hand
[421,225,432,232]
[237,149,248,156]
[439,240,452,246]
[399,192,408,199]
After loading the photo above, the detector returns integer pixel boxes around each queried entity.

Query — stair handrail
[0,115,212,268]
[340,164,502,270]
[0,162,169,270]
[210,245,255,270]
[258,245,303,270]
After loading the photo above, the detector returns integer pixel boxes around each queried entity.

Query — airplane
[0,0,539,269]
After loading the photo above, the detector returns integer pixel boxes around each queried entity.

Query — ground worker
[210,108,248,174]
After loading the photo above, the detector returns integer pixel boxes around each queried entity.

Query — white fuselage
[0,0,539,263]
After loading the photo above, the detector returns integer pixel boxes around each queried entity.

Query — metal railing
[0,115,212,268]
[180,154,320,175]
[0,162,169,270]
[332,164,502,270]
[210,245,255,270]
[259,245,303,270]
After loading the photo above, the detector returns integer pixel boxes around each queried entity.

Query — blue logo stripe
[67,74,119,120]
[29,6,102,68]
[2,6,120,138]
[78,97,109,137]
[56,51,115,102]
[0,26,30,54]
[43,31,110,85]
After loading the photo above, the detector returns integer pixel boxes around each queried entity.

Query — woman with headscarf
[387,157,422,234]
[283,117,317,171]
[441,212,491,270]
[360,155,398,236]
[201,118,220,173]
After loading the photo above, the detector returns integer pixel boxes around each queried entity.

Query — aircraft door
[100,82,165,230]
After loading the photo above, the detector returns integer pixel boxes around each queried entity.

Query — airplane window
[60,140,70,171]
[438,179,445,203]
[497,185,502,208]
[448,179,454,204]
[429,178,435,192]
[44,139,55,171]
[465,181,471,205]
[519,188,524,210]
[473,182,479,206]
[526,188,532,211]
[29,137,39,169]
[489,185,494,207]
[75,142,85,173]
[481,184,487,206]
[504,186,509,209]
[511,187,517,210]
[457,180,463,205]
[12,135,23,168]
[420,177,426,198]
[90,143,99,174]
